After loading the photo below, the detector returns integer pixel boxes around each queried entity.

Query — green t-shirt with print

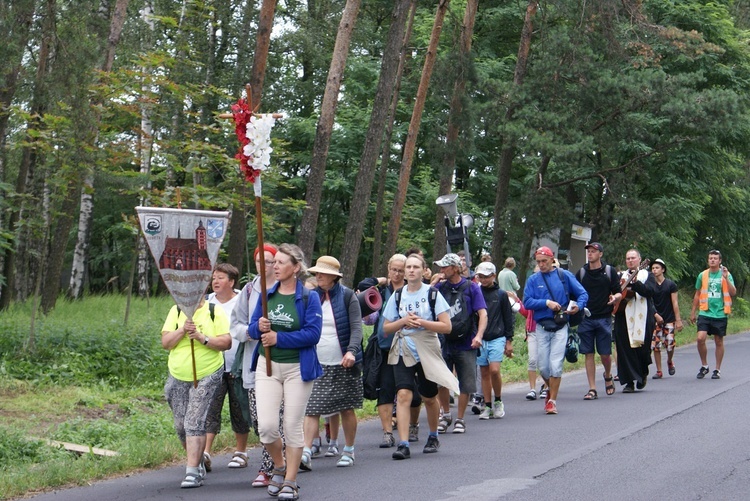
[695,270,735,319]
[268,292,301,363]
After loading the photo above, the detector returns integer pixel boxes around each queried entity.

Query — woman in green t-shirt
[249,243,323,500]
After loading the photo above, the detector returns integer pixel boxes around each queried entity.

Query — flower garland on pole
[225,86,282,376]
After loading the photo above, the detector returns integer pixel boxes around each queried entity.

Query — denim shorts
[577,317,613,355]
[477,337,507,366]
[442,348,477,394]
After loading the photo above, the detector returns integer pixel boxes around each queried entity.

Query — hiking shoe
[423,435,440,454]
[668,362,676,376]
[636,378,647,390]
[392,444,410,460]
[437,414,452,434]
[652,371,663,379]
[408,423,419,443]
[492,400,505,419]
[697,366,710,379]
[526,389,537,400]
[711,369,721,379]
[452,418,466,434]
[544,400,558,415]
[539,385,549,400]
[325,444,339,457]
[299,448,312,471]
[379,432,395,448]
[470,394,484,415]
[479,406,492,420]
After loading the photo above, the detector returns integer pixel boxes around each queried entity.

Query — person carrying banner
[231,245,282,487]
[161,297,232,489]
[248,244,323,500]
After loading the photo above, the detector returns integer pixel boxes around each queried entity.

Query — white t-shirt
[383,283,450,360]
[316,300,344,365]
[208,290,241,372]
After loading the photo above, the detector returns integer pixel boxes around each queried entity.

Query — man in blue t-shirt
[431,253,487,434]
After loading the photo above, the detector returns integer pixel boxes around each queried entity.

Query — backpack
[438,280,474,341]
[557,269,584,327]
[393,286,438,321]
[361,332,382,400]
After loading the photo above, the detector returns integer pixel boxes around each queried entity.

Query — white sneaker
[478,406,492,420]
[492,400,505,419]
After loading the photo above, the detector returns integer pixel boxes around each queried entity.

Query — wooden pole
[176,187,199,389]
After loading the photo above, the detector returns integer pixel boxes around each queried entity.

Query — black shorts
[377,348,422,407]
[392,357,438,399]
[697,316,728,337]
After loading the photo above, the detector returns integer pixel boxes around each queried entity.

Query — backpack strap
[394,287,403,313]
[428,287,438,321]
[175,302,215,329]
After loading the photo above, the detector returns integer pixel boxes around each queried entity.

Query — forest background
[2,1,750,498]
[2,0,750,309]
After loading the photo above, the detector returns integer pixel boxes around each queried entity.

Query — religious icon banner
[136,207,230,318]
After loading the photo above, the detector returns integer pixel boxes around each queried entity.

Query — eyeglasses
[709,250,721,256]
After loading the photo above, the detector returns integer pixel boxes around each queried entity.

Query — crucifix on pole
[219,84,283,377]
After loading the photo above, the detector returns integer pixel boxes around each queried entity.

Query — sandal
[252,471,270,488]
[228,451,248,468]
[604,375,615,396]
[652,371,663,379]
[336,450,355,467]
[267,466,286,497]
[584,389,598,400]
[202,452,212,472]
[180,472,203,488]
[278,480,300,501]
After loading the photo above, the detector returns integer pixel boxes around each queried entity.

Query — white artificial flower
[243,115,276,172]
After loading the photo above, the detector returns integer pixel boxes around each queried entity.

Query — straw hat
[308,256,343,277]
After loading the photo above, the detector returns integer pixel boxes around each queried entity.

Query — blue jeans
[535,324,567,379]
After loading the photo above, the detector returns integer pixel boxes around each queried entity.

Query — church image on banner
[158,220,212,271]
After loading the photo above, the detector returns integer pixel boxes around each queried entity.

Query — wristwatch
[202,336,209,345]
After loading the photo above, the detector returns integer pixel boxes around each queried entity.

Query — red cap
[535,246,554,258]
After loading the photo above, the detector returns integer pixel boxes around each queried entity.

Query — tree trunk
[0,0,56,311]
[298,0,362,260]
[491,0,538,265]
[372,0,417,275]
[339,0,413,283]
[227,0,278,274]
[383,0,451,263]
[137,1,155,297]
[0,0,36,184]
[433,0,478,262]
[68,0,130,300]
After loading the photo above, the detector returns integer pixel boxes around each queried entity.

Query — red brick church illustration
[158,220,212,271]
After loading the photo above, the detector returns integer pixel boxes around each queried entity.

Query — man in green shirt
[497,257,521,293]
[690,250,736,380]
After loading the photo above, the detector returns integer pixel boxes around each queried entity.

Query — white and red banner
[136,207,230,318]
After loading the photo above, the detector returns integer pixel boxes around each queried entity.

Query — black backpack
[362,333,381,400]
[439,280,474,341]
[393,286,438,321]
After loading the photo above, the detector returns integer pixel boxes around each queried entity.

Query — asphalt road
[26,332,750,501]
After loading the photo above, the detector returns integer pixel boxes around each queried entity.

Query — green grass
[1,291,748,500]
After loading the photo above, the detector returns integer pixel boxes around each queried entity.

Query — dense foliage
[1,0,749,311]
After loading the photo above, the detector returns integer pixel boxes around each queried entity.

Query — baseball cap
[585,242,603,252]
[535,246,554,258]
[475,262,496,276]
[434,253,461,268]
[357,277,379,291]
